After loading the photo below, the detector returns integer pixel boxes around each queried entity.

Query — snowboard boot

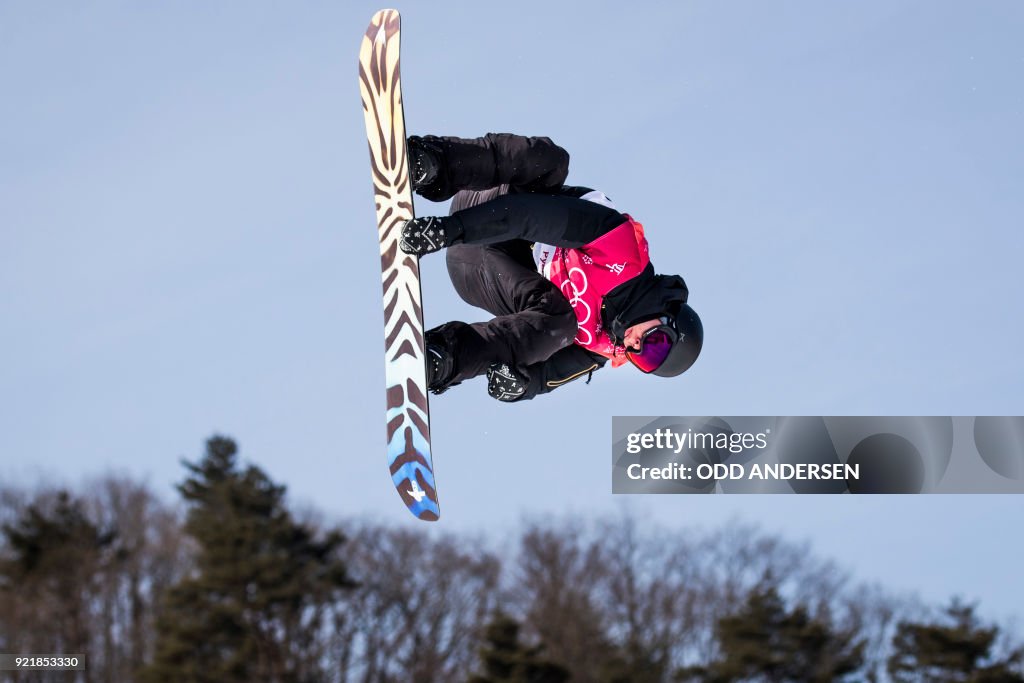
[425,341,456,395]
[407,135,442,193]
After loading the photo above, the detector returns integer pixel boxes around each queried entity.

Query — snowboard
[358,9,439,521]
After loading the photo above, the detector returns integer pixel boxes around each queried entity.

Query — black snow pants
[428,188,578,388]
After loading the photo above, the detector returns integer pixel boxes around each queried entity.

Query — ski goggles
[625,320,678,374]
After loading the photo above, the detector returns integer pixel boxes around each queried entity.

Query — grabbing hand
[487,363,527,402]
[399,216,451,256]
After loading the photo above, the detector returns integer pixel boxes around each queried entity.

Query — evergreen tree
[888,599,1024,682]
[593,638,671,683]
[470,612,571,683]
[0,491,114,664]
[597,645,665,683]
[680,583,865,682]
[142,436,356,683]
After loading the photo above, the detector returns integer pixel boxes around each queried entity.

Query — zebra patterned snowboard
[358,9,439,521]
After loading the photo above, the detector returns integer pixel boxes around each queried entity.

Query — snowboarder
[399,133,703,402]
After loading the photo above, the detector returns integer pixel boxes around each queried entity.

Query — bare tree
[591,515,704,680]
[83,476,190,681]
[510,517,615,682]
[334,521,501,683]
[840,583,907,683]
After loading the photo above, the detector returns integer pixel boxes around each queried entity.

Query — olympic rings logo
[560,267,593,346]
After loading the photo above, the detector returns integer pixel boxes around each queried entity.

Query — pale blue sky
[2,2,1023,620]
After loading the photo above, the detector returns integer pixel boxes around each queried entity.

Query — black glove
[399,216,453,256]
[487,363,527,402]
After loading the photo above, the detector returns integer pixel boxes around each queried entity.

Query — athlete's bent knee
[546,295,578,347]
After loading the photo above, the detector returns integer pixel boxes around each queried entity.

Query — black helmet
[651,303,703,377]
[606,271,703,377]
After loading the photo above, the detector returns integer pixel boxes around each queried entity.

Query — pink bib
[546,215,650,365]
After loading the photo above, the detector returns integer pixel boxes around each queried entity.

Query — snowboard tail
[358,9,439,521]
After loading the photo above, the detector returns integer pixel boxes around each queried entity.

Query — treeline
[1,436,1021,683]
